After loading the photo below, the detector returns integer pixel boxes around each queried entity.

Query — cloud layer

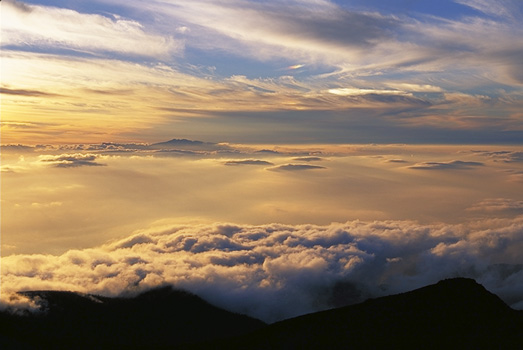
[2,143,522,256]
[2,218,523,322]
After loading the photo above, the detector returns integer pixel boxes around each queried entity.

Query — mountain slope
[0,286,265,349]
[150,138,231,152]
[226,278,523,349]
[1,279,521,349]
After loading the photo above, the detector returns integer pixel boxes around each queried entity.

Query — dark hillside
[0,286,265,349]
[1,279,521,349]
[227,278,523,349]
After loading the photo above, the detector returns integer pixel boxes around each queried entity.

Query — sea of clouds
[2,217,523,322]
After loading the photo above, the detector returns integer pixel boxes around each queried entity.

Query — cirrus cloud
[2,0,180,58]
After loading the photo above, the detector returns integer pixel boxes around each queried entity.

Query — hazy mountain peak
[154,138,207,146]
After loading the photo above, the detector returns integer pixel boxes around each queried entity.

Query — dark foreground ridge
[0,286,265,349]
[1,278,522,349]
[222,277,523,349]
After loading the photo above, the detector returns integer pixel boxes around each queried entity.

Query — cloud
[144,0,399,62]
[385,159,408,163]
[224,160,274,166]
[286,64,305,70]
[129,0,523,91]
[384,83,443,93]
[292,157,324,162]
[328,88,409,97]
[467,198,523,214]
[409,160,484,170]
[268,164,327,171]
[0,87,59,97]
[39,154,106,168]
[455,0,520,19]
[2,1,522,146]
[475,150,523,163]
[2,0,180,58]
[4,0,522,145]
[0,144,36,152]
[2,218,523,322]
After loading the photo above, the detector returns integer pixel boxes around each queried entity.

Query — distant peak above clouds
[224,160,274,166]
[153,138,207,146]
[150,138,232,152]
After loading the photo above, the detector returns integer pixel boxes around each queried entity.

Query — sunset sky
[1,0,523,321]
[2,0,522,144]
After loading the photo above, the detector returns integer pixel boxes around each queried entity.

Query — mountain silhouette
[0,286,265,349]
[153,138,207,147]
[223,278,523,349]
[1,278,521,349]
[150,138,231,152]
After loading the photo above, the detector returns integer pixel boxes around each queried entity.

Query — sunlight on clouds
[2,218,523,321]
[1,142,522,321]
[2,144,522,255]
[1,52,442,144]
[1,52,231,143]
[1,0,522,330]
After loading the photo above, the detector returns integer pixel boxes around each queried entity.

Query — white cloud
[385,83,443,93]
[2,0,180,58]
[2,218,523,322]
[328,88,409,96]
[454,0,519,19]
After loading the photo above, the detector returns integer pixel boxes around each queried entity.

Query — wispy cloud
[473,150,523,163]
[138,0,399,64]
[2,0,522,143]
[467,198,523,213]
[455,0,521,19]
[0,87,60,97]
[409,160,484,170]
[385,159,408,163]
[2,0,180,58]
[292,157,324,162]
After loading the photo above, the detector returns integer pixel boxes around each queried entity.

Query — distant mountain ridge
[1,279,522,349]
[153,138,207,147]
[150,138,231,152]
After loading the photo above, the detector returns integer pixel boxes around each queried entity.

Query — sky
[1,0,522,144]
[1,0,523,321]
